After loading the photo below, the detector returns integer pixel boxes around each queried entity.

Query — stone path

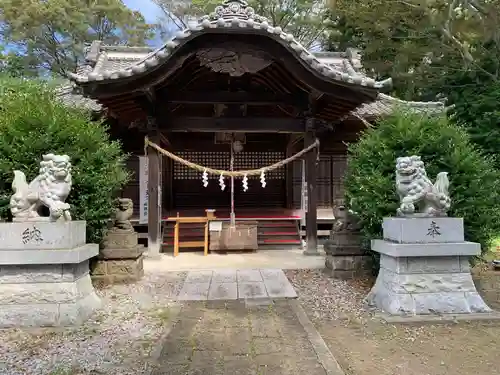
[151,300,334,375]
[176,269,297,301]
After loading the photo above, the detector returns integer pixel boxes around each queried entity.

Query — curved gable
[68,0,391,95]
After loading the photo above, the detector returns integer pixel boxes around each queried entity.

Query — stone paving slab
[213,269,237,283]
[208,282,238,300]
[237,269,263,283]
[178,282,210,301]
[176,269,297,301]
[185,270,213,283]
[264,278,298,298]
[151,300,332,375]
[238,282,268,299]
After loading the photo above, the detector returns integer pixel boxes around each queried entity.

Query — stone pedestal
[91,230,145,285]
[324,231,371,279]
[0,221,101,327]
[367,217,492,316]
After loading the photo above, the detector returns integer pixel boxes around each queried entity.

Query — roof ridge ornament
[66,0,392,90]
[204,0,268,22]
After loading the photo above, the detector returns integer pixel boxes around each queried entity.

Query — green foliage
[0,76,130,243]
[155,0,329,47]
[436,45,500,168]
[247,0,330,48]
[326,0,500,101]
[344,111,500,260]
[0,49,39,78]
[0,0,157,76]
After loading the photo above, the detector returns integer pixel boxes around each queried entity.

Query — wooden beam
[162,117,305,133]
[147,130,162,258]
[288,134,304,148]
[134,88,157,115]
[304,119,319,256]
[161,91,304,106]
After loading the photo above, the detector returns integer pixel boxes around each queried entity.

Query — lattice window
[173,151,285,180]
[234,152,285,179]
[174,152,230,180]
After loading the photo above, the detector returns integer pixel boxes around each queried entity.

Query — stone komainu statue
[331,200,360,236]
[9,154,72,222]
[395,155,451,217]
[111,198,134,232]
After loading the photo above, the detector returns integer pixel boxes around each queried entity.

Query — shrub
[344,111,500,260]
[0,76,130,243]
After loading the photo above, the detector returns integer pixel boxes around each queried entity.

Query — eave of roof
[56,82,445,120]
[67,0,391,91]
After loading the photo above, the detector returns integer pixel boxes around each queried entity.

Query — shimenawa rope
[144,136,319,177]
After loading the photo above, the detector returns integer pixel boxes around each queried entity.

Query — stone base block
[324,242,364,256]
[367,252,491,316]
[325,253,372,279]
[0,260,101,327]
[0,221,86,250]
[326,232,363,247]
[102,230,138,249]
[0,244,98,265]
[383,217,464,243]
[371,239,480,257]
[91,255,144,285]
[99,244,145,260]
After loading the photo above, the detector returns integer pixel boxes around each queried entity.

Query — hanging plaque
[139,156,148,224]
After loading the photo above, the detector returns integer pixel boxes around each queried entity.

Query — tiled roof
[68,0,391,89]
[352,94,445,118]
[60,0,445,118]
[55,83,102,112]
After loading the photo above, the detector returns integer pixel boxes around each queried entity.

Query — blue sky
[2,0,171,53]
[123,0,179,46]
[123,0,162,23]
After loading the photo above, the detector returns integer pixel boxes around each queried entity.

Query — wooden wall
[112,122,364,213]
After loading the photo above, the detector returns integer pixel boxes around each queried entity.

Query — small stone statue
[395,155,451,217]
[10,154,72,222]
[331,200,361,236]
[111,198,134,232]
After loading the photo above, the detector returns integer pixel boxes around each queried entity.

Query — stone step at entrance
[176,269,297,301]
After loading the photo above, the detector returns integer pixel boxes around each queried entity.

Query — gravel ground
[0,272,186,375]
[285,268,500,375]
[285,269,374,322]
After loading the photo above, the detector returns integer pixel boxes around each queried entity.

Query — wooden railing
[165,210,215,257]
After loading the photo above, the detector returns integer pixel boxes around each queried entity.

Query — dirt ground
[309,272,500,375]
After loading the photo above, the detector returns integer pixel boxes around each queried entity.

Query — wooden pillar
[285,135,294,209]
[147,132,162,258]
[304,119,319,255]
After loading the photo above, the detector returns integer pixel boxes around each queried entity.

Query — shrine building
[62,0,444,256]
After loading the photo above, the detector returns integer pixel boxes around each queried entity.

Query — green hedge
[344,111,500,259]
[0,76,130,243]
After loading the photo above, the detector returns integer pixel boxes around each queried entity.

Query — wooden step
[259,238,301,245]
[257,220,301,249]
[161,218,302,252]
